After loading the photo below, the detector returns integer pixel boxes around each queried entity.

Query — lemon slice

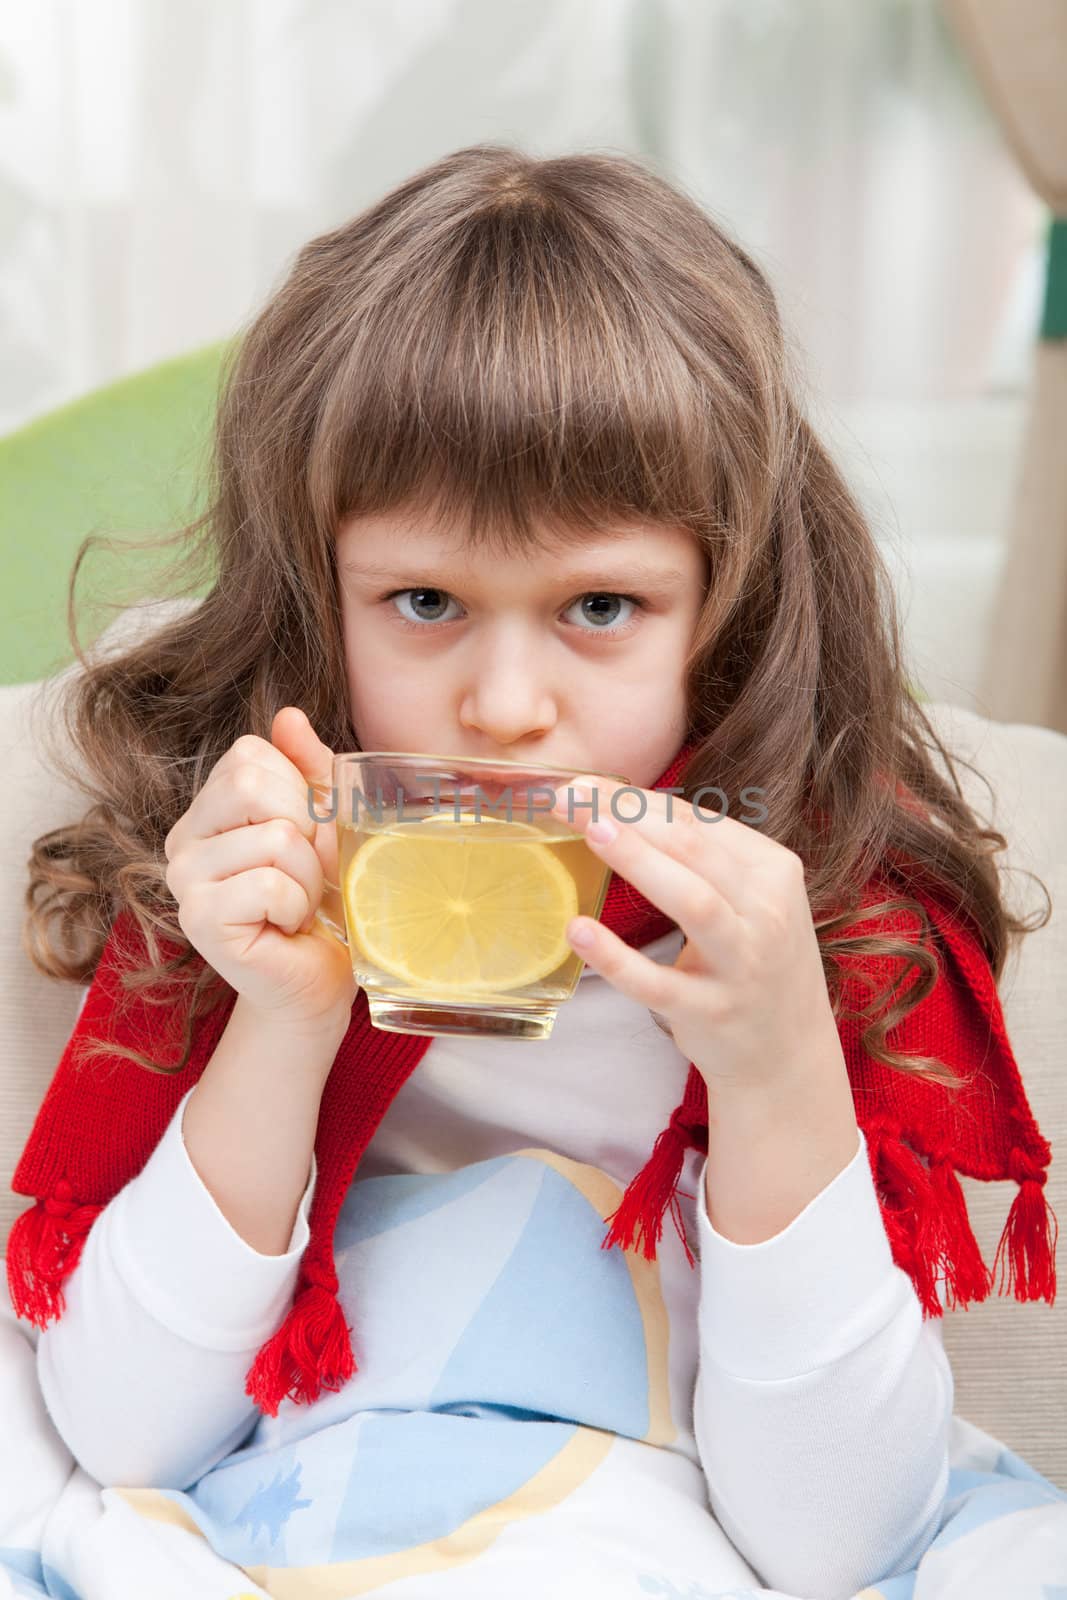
[343,814,578,993]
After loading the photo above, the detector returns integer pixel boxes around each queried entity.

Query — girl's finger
[173,765,318,855]
[213,725,323,779]
[580,811,742,955]
[180,866,312,942]
[553,776,765,876]
[165,818,325,919]
[568,918,687,1014]
[556,780,751,918]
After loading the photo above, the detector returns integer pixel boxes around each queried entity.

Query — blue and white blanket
[3,1371,1065,1600]
[3,1151,1065,1599]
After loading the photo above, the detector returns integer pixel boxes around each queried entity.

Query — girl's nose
[458,637,557,744]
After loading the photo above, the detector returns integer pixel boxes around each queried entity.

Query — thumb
[270,706,335,788]
[272,707,339,889]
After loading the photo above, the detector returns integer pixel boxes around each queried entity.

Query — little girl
[6,144,1058,1599]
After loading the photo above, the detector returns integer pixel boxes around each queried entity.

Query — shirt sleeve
[34,1072,317,1492]
[692,1124,953,1598]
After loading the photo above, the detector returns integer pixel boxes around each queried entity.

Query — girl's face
[335,506,709,788]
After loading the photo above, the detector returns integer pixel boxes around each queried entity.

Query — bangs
[306,198,722,554]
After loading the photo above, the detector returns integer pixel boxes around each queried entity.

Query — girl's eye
[562,594,641,634]
[388,588,462,627]
[385,588,644,635]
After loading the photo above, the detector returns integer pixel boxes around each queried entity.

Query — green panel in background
[1040,215,1067,340]
[0,340,232,685]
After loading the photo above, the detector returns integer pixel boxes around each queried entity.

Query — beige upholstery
[2,602,1065,1488]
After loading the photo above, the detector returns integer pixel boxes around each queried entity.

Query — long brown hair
[24,142,1049,1081]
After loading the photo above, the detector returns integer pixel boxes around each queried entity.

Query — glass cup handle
[307,773,345,945]
[314,879,348,946]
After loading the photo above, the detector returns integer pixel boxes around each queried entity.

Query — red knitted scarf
[7,739,1058,1418]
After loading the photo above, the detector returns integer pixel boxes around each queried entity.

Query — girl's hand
[163,707,356,1035]
[551,777,845,1095]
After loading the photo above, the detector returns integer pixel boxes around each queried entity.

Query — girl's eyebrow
[342,558,688,594]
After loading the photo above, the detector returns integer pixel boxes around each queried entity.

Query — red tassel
[601,1112,695,1268]
[993,1151,1059,1305]
[925,1157,992,1310]
[245,1275,357,1417]
[5,1185,103,1328]
[867,1125,942,1317]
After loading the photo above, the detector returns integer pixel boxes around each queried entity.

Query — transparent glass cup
[310,752,627,1041]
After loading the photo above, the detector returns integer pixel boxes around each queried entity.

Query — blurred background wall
[0,0,1053,715]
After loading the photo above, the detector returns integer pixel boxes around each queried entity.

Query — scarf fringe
[596,1096,1059,1321]
[601,1071,709,1270]
[866,1125,943,1316]
[600,1117,696,1268]
[926,1156,994,1309]
[992,1155,1058,1305]
[5,1184,103,1328]
[868,1125,1058,1315]
[245,1268,357,1418]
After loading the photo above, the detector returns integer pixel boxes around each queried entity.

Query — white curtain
[0,0,1048,709]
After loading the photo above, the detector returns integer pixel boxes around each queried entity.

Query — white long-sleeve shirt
[23,928,952,1597]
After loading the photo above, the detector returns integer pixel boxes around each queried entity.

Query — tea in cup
[312,753,626,1040]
